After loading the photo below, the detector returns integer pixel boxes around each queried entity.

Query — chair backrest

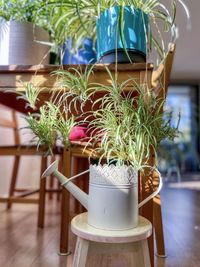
[0,105,20,145]
[152,43,176,101]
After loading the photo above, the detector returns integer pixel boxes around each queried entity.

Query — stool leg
[131,241,151,267]
[141,240,151,267]
[72,237,89,267]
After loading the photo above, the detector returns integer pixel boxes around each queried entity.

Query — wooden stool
[71,212,152,267]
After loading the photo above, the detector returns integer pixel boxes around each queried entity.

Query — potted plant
[0,0,50,65]
[36,2,97,64]
[20,66,179,230]
[45,0,189,63]
[62,37,96,64]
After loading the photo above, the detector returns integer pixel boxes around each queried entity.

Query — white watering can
[42,161,162,230]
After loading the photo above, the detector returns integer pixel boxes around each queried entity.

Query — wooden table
[0,64,155,266]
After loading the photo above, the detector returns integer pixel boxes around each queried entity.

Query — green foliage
[55,113,76,148]
[0,0,54,36]
[0,0,190,60]
[22,66,179,169]
[25,102,76,153]
[41,0,189,58]
[82,69,179,170]
[25,102,59,153]
[53,65,95,112]
[50,66,179,170]
[0,0,43,22]
[17,82,76,153]
[17,82,44,110]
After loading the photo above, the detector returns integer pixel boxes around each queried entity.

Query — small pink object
[69,126,88,141]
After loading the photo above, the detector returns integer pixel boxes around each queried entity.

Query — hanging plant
[42,0,190,63]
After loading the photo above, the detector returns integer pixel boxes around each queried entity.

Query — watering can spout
[42,160,88,210]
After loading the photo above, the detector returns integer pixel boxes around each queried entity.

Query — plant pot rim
[3,20,48,32]
[98,5,148,17]
[89,163,138,186]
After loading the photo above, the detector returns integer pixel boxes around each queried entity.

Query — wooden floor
[1,184,200,267]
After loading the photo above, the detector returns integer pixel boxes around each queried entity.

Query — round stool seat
[71,212,152,243]
[71,213,152,267]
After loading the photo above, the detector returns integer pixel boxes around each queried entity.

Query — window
[162,85,199,172]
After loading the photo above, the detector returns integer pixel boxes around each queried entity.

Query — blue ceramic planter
[97,6,148,63]
[63,38,96,64]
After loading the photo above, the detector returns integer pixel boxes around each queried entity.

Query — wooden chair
[152,43,176,257]
[0,105,62,227]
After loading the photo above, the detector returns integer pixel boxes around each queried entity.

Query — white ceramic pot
[0,21,50,65]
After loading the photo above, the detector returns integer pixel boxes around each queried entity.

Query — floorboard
[0,183,200,267]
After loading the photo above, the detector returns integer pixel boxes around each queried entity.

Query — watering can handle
[61,169,90,187]
[60,167,163,209]
[138,170,163,209]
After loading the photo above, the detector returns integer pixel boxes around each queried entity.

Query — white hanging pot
[42,161,162,230]
[0,21,50,65]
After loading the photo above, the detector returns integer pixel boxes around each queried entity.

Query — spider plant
[82,71,179,170]
[43,0,190,62]
[53,65,179,170]
[0,0,41,22]
[55,113,76,148]
[0,0,52,30]
[88,98,178,170]
[25,101,76,153]
[16,82,44,110]
[25,102,59,153]
[21,64,179,169]
[53,65,95,113]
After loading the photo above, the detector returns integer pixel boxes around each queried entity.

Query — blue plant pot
[96,6,148,63]
[62,38,96,64]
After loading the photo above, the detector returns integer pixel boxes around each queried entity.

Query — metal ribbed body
[88,164,138,230]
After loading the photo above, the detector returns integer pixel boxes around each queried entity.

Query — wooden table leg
[154,195,166,257]
[7,155,20,209]
[59,149,71,255]
[72,157,81,214]
[76,158,89,213]
[140,154,155,267]
[37,156,47,228]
